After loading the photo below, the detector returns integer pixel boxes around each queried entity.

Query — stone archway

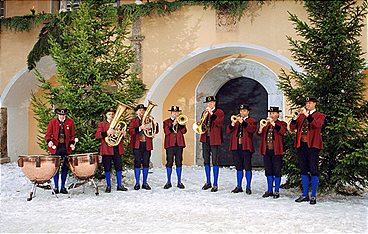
[194,58,282,166]
[0,56,56,162]
[145,43,301,167]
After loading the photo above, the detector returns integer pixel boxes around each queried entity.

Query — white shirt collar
[309,109,316,115]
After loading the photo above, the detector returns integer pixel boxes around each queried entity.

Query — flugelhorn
[260,119,267,127]
[177,114,188,125]
[231,114,240,123]
[192,111,209,134]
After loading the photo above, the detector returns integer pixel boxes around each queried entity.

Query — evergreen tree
[279,0,368,194]
[32,0,145,168]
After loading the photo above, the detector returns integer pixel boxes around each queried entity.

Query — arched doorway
[216,77,268,166]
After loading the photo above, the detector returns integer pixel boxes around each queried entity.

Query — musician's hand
[70,144,75,151]
[107,128,116,136]
[302,108,309,117]
[48,141,54,148]
[140,124,147,130]
[238,117,243,123]
[122,131,127,137]
[231,122,235,127]
[258,126,264,134]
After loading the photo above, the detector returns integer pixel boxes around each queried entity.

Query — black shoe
[164,183,172,189]
[231,187,243,193]
[295,195,310,202]
[134,184,140,190]
[246,187,252,195]
[53,188,59,194]
[105,186,111,193]
[142,184,151,190]
[202,183,212,190]
[177,183,185,189]
[262,191,273,198]
[117,185,128,191]
[273,192,280,199]
[211,186,218,192]
[60,188,68,194]
[310,197,317,205]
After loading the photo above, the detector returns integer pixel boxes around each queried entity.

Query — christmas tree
[32,0,145,168]
[279,0,368,194]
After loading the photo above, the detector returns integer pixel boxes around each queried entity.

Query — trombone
[177,113,188,125]
[192,111,209,134]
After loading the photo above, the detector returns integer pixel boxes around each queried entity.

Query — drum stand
[27,180,58,201]
[68,177,99,198]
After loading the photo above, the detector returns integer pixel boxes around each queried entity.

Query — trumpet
[260,119,267,127]
[231,114,240,123]
[177,114,188,125]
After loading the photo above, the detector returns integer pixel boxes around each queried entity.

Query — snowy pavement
[0,162,367,233]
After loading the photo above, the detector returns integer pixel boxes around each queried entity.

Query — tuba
[177,114,188,125]
[192,111,209,134]
[142,100,158,138]
[105,100,132,147]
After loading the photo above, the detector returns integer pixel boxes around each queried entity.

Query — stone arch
[145,43,301,167]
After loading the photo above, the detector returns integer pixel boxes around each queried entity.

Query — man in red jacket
[257,106,287,199]
[290,97,325,205]
[128,104,159,190]
[163,106,187,189]
[200,96,224,192]
[226,104,257,194]
[95,108,128,193]
[45,107,76,194]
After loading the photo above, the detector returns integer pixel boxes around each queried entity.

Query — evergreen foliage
[31,0,145,168]
[279,0,368,193]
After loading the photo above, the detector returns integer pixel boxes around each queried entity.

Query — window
[0,0,5,18]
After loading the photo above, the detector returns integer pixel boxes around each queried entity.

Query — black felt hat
[168,106,181,112]
[135,104,147,111]
[239,104,251,111]
[267,106,282,112]
[306,97,318,102]
[106,108,116,113]
[55,108,68,115]
[204,96,217,103]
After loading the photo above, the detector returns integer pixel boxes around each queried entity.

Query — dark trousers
[232,144,252,171]
[202,137,220,166]
[263,149,283,177]
[102,155,122,172]
[297,142,320,176]
[166,146,183,168]
[56,143,69,172]
[133,142,151,168]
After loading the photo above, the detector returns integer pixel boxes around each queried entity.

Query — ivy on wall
[0,0,266,70]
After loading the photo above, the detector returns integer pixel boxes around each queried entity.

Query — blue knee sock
[301,175,309,196]
[142,167,149,185]
[105,171,111,187]
[266,176,273,193]
[176,167,182,184]
[245,170,252,189]
[166,167,172,184]
[53,172,59,189]
[311,176,319,197]
[61,171,68,188]
[274,176,281,193]
[236,170,244,188]
[116,171,122,187]
[213,166,219,187]
[204,164,211,184]
[134,168,140,185]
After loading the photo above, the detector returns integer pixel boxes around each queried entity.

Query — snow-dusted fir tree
[279,0,368,194]
[32,0,145,167]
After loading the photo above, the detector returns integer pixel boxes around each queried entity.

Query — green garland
[0,0,265,70]
[0,13,53,31]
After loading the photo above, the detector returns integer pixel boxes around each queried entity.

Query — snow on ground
[0,162,367,233]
